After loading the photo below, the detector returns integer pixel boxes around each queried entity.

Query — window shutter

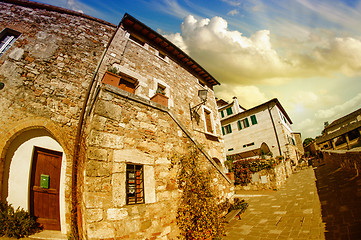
[221,111,224,118]
[222,126,225,135]
[229,124,232,133]
[245,118,250,127]
[237,120,242,130]
[226,107,233,115]
[251,115,257,125]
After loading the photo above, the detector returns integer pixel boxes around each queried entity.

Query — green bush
[0,201,41,239]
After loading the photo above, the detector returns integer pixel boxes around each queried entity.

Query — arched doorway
[260,142,271,156]
[2,128,67,232]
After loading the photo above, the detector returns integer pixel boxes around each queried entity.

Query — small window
[204,109,214,133]
[221,111,224,118]
[129,34,145,47]
[237,120,242,130]
[224,124,232,134]
[239,118,249,129]
[250,115,257,125]
[158,51,166,59]
[0,28,21,57]
[156,84,166,95]
[126,164,144,205]
[226,107,233,116]
[228,148,234,151]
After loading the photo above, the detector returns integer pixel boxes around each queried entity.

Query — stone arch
[260,142,271,155]
[0,117,73,233]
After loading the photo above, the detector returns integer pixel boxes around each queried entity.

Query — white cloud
[221,0,242,7]
[227,9,239,16]
[295,0,361,33]
[292,91,318,108]
[315,93,361,120]
[164,15,361,86]
[67,0,83,13]
[215,84,267,108]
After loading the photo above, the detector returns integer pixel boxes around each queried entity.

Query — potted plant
[101,67,121,88]
[151,85,168,107]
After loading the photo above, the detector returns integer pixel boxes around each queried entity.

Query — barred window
[0,28,21,57]
[126,164,144,205]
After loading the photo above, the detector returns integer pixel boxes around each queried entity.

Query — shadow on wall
[313,159,361,239]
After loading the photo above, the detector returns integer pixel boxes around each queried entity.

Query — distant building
[293,132,305,156]
[218,97,300,165]
[316,108,361,150]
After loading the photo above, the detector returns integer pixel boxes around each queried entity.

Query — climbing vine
[169,147,225,239]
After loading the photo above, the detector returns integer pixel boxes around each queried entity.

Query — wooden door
[30,147,62,230]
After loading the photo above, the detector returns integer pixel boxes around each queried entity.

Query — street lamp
[190,89,208,123]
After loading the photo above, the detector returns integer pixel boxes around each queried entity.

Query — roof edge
[1,0,117,28]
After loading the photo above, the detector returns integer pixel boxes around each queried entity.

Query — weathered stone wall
[95,26,226,166]
[0,0,116,234]
[323,149,361,176]
[236,160,293,191]
[83,86,233,239]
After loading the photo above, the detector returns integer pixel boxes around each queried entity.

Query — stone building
[0,1,232,239]
[218,97,300,164]
[316,107,361,150]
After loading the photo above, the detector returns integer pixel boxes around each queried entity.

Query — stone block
[113,149,153,164]
[87,147,108,161]
[107,208,128,220]
[89,130,124,149]
[8,48,24,60]
[86,209,103,223]
[86,160,111,177]
[144,165,156,204]
[85,191,112,209]
[87,222,115,239]
[112,173,126,207]
[94,100,123,121]
[112,162,126,173]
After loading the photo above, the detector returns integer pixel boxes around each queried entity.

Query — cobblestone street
[224,167,326,240]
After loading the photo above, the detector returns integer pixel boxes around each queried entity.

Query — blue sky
[35,0,361,139]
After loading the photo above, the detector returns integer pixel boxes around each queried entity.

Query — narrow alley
[224,162,361,240]
[224,167,323,239]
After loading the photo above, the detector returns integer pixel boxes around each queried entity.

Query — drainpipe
[268,104,282,156]
[71,25,119,238]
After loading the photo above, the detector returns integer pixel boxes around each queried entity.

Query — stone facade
[0,0,116,234]
[0,1,232,239]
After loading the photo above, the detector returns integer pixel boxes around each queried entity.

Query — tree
[303,137,314,147]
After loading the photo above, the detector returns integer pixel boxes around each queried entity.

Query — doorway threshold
[28,230,67,240]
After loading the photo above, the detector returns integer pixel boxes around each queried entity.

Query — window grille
[0,28,21,57]
[126,164,144,205]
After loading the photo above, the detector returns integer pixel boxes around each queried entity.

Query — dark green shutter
[226,107,233,115]
[237,120,242,130]
[228,124,232,133]
[222,126,225,135]
[221,111,224,118]
[245,118,250,127]
[251,115,257,125]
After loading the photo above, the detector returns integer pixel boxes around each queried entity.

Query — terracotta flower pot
[151,93,168,107]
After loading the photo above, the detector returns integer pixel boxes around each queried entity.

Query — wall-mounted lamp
[0,82,4,90]
[189,89,208,123]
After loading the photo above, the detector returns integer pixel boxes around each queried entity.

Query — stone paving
[314,161,361,239]
[224,167,326,240]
